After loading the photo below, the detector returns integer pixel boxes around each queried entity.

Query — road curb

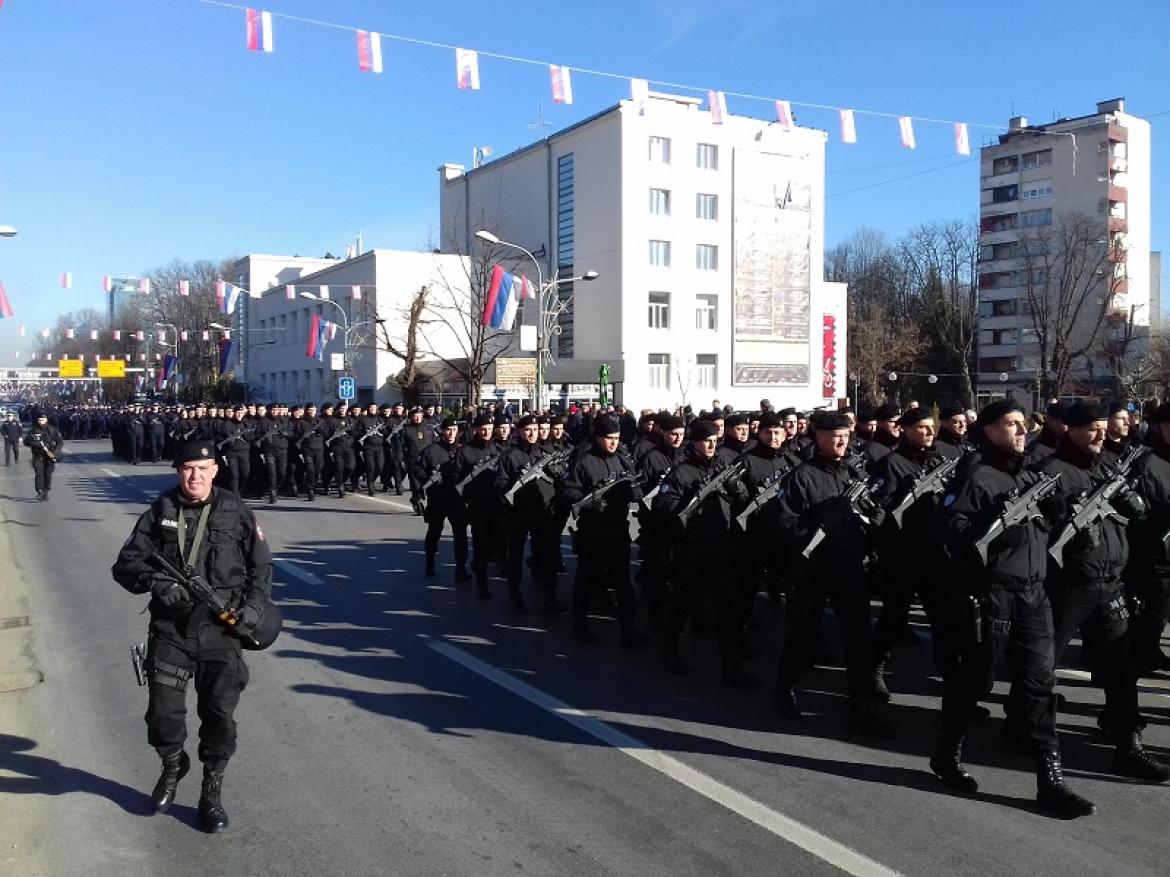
[0,499,43,693]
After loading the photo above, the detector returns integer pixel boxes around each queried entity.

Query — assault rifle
[29,433,57,462]
[503,448,571,505]
[972,472,1060,565]
[570,472,634,519]
[147,552,259,647]
[385,419,407,441]
[735,474,785,531]
[889,455,961,528]
[454,452,501,496]
[216,430,247,451]
[359,423,386,445]
[800,479,876,559]
[676,460,746,525]
[1048,451,1144,567]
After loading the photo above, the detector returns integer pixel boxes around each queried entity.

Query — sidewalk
[0,491,44,693]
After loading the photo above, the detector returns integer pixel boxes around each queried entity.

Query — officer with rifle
[24,412,63,502]
[112,440,278,833]
[450,414,504,598]
[258,405,289,504]
[218,405,254,497]
[402,407,434,514]
[635,414,687,630]
[415,417,471,582]
[1126,401,1170,674]
[355,403,387,496]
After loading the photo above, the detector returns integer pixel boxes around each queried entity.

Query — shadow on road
[0,733,151,816]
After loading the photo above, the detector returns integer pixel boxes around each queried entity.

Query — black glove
[236,602,263,638]
[590,496,609,514]
[992,524,1029,551]
[1110,488,1146,522]
[818,496,853,529]
[725,479,750,504]
[866,505,887,529]
[151,576,190,608]
[1037,491,1069,524]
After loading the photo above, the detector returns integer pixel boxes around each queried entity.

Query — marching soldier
[635,414,686,630]
[415,417,471,582]
[450,414,504,598]
[935,404,977,460]
[257,406,289,505]
[1126,401,1170,673]
[1026,401,1068,463]
[401,407,434,515]
[2,411,23,466]
[862,403,901,466]
[24,412,63,501]
[354,403,386,496]
[219,406,254,497]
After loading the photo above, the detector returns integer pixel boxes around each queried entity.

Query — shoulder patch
[255,523,265,542]
[943,494,956,507]
[159,519,179,529]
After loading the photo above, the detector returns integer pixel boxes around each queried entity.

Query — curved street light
[0,225,17,238]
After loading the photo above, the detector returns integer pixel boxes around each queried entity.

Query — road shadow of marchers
[0,733,153,816]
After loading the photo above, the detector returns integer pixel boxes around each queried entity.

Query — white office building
[439,91,847,412]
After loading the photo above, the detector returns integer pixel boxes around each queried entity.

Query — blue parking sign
[338,377,355,400]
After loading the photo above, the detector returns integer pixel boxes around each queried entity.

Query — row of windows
[648,136,720,170]
[647,354,719,390]
[649,240,720,270]
[647,292,719,331]
[258,304,350,342]
[648,188,719,220]
[990,148,1053,175]
[260,369,329,399]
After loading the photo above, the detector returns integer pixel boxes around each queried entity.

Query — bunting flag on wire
[102,276,113,292]
[61,272,72,289]
[550,65,573,105]
[318,284,330,300]
[178,280,190,296]
[135,330,144,341]
[180,330,189,342]
[775,100,794,131]
[89,329,98,341]
[246,9,273,53]
[41,328,50,339]
[139,278,152,294]
[286,284,296,300]
[456,48,480,90]
[899,116,916,150]
[157,330,166,343]
[17,324,25,337]
[708,90,727,125]
[840,109,857,144]
[357,30,383,73]
[113,330,121,341]
[351,284,362,301]
[630,77,649,114]
[66,328,74,340]
[325,321,338,342]
[0,283,13,319]
[202,330,210,341]
[955,122,970,156]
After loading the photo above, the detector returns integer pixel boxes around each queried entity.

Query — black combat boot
[150,749,190,814]
[774,686,802,720]
[510,587,527,614]
[871,661,891,703]
[1035,750,1095,817]
[846,700,897,739]
[454,565,471,583]
[198,765,230,833]
[930,734,978,794]
[721,654,757,689]
[661,636,689,675]
[425,555,436,577]
[1111,732,1170,782]
[268,491,276,505]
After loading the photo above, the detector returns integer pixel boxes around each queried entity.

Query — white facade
[975,98,1152,400]
[439,92,847,412]
[235,250,474,405]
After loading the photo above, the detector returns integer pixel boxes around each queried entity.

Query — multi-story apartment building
[976,98,1152,405]
[439,90,847,412]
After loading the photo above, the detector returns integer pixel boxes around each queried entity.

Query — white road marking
[100,468,121,478]
[351,492,417,513]
[274,559,324,586]
[430,640,902,877]
[1058,667,1170,700]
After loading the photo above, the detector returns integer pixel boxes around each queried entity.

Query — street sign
[330,352,344,371]
[58,360,84,378]
[495,357,537,386]
[338,376,355,400]
[97,360,127,378]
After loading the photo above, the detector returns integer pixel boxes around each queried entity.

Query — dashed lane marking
[430,639,902,877]
[274,559,324,586]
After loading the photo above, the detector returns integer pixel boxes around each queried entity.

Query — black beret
[874,403,901,421]
[1063,402,1108,427]
[1046,401,1071,421]
[289,404,303,413]
[689,419,720,441]
[977,399,1024,426]
[858,410,875,421]
[551,416,567,426]
[1107,401,1127,417]
[725,413,749,428]
[658,414,686,431]
[638,412,657,425]
[813,412,851,431]
[172,440,216,467]
[592,416,621,437]
[472,413,493,427]
[778,407,797,419]
[409,406,423,414]
[1149,403,1170,424]
[516,415,538,429]
[757,412,783,429]
[493,415,512,427]
[536,415,550,425]
[440,417,458,429]
[898,408,934,428]
[939,404,965,420]
[232,404,245,411]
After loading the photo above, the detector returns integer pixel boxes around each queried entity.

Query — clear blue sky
[1,0,1167,355]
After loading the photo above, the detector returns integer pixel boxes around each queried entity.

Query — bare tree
[368,283,431,400]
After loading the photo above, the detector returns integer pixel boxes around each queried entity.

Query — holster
[149,654,191,692]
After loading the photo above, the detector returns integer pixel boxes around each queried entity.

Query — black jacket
[559,444,638,529]
[777,451,873,572]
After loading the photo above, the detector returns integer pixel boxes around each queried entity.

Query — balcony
[980,213,1018,234]
[1108,217,1129,233]
[1107,248,1128,264]
[1107,123,1128,144]
[1108,184,1127,202]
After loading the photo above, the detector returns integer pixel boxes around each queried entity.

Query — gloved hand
[1110,488,1147,522]
[236,602,263,638]
[151,576,190,608]
[591,496,609,514]
[1037,490,1069,524]
[725,479,750,505]
[866,505,887,529]
[818,496,853,529]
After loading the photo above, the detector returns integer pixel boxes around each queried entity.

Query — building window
[695,294,718,330]
[696,193,718,220]
[649,240,672,267]
[695,354,717,389]
[1021,149,1053,169]
[990,184,1018,204]
[1020,208,1053,228]
[649,136,671,164]
[648,188,671,216]
[557,153,575,357]
[1021,180,1052,200]
[648,354,671,389]
[991,156,1019,174]
[648,292,670,329]
[696,143,718,170]
[696,244,718,271]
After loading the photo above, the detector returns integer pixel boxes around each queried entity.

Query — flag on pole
[357,30,383,73]
[708,90,727,125]
[351,284,362,301]
[550,65,573,105]
[898,116,916,150]
[456,48,480,90]
[216,280,243,314]
[246,9,273,52]
[102,275,113,292]
[481,265,528,331]
[61,272,72,289]
[319,319,333,350]
[775,100,794,131]
[954,122,970,156]
[0,282,13,319]
[90,329,98,340]
[178,279,190,296]
[318,284,330,300]
[218,339,235,374]
[306,314,321,359]
[840,109,857,144]
[139,278,151,294]
[286,284,296,300]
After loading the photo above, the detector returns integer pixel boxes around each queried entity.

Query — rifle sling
[176,503,212,572]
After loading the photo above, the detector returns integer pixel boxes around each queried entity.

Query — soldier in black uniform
[128,405,146,465]
[383,403,407,495]
[1026,401,1068,463]
[773,412,893,737]
[111,440,274,832]
[24,413,63,501]
[401,407,433,514]
[2,412,23,465]
[326,410,357,498]
[450,414,504,597]
[932,399,1094,816]
[862,403,900,467]
[354,404,386,496]
[635,414,686,630]
[935,404,976,460]
[1036,401,1168,781]
[218,406,254,497]
[415,417,470,582]
[258,407,289,504]
[1126,401,1170,672]
[1101,401,1132,464]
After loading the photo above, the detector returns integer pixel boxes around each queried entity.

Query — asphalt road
[1,444,1168,877]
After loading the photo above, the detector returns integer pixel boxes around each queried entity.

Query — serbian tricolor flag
[135,330,145,341]
[285,284,296,300]
[482,265,533,332]
[246,9,273,53]
[89,329,98,341]
[306,314,322,359]
[550,65,573,105]
[357,30,383,73]
[180,330,189,342]
[954,122,970,156]
[0,282,13,319]
[898,116,916,150]
[139,277,152,294]
[102,275,113,292]
[178,280,190,297]
[138,353,146,362]
[456,48,480,90]
[157,330,166,343]
[201,330,210,341]
[218,339,235,374]
[351,284,362,301]
[61,272,73,289]
[66,328,75,339]
[113,330,121,341]
[216,280,242,315]
[775,100,794,131]
[708,90,727,125]
[840,109,857,144]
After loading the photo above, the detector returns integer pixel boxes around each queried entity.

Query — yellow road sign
[97,359,127,378]
[57,360,83,378]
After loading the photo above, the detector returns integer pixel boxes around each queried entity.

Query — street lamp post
[0,226,17,238]
[474,230,598,412]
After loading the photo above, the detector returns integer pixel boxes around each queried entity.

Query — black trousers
[32,457,55,493]
[4,440,18,465]
[226,451,251,497]
[776,564,872,699]
[1128,565,1170,664]
[506,508,557,593]
[331,451,355,493]
[425,498,468,567]
[130,430,144,463]
[147,431,164,462]
[264,449,288,497]
[361,445,385,492]
[469,507,504,584]
[572,523,634,627]
[669,540,741,657]
[384,447,405,491]
[938,585,1059,751]
[145,616,249,767]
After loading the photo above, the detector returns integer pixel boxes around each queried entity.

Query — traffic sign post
[338,376,355,400]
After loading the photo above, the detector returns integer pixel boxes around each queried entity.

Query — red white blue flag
[286,284,296,300]
[456,48,480,90]
[775,100,794,131]
[708,90,727,125]
[954,122,970,156]
[840,109,857,144]
[246,9,273,53]
[357,30,383,73]
[178,280,190,297]
[899,116,916,150]
[550,65,573,105]
[482,265,533,332]
[0,282,13,318]
[351,284,362,301]
[216,280,242,315]
[61,272,72,289]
